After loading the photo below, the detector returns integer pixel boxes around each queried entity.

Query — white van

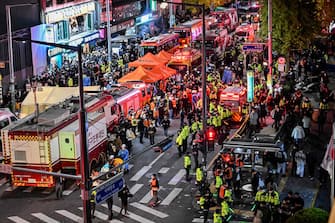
[0,108,17,129]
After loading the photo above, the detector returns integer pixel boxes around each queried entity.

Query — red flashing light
[207,127,216,141]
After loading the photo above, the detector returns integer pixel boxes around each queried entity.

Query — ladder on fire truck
[37,127,46,164]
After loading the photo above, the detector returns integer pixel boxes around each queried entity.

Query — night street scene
[0,0,335,223]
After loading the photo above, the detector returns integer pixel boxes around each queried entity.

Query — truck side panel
[11,139,48,164]
[1,129,10,163]
[50,135,60,164]
[59,132,75,160]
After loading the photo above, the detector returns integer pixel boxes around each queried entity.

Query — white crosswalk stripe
[129,183,143,195]
[139,191,152,203]
[158,167,170,174]
[102,204,155,223]
[168,169,185,185]
[192,218,213,223]
[8,216,30,223]
[130,202,168,218]
[31,213,59,223]
[78,207,123,223]
[161,188,183,205]
[62,183,77,196]
[55,210,82,222]
[130,166,151,181]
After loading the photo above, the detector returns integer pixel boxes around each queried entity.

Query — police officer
[213,209,222,223]
[184,152,192,181]
[196,165,204,186]
[192,142,199,170]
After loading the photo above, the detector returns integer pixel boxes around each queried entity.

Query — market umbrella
[157,50,173,62]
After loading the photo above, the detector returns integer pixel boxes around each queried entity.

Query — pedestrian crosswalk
[6,158,193,223]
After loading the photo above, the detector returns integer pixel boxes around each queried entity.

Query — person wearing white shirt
[291,122,305,147]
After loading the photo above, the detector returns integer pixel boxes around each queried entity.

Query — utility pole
[267,0,273,93]
[106,0,112,65]
[201,3,207,167]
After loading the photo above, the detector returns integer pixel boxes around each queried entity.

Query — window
[56,0,65,4]
[65,138,70,143]
[55,21,69,41]
[10,116,17,122]
[14,151,27,162]
[0,119,9,129]
[46,0,53,7]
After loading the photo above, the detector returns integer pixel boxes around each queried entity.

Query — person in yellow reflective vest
[209,101,216,113]
[221,197,230,220]
[255,188,267,205]
[176,130,183,157]
[184,152,192,181]
[90,189,97,218]
[67,77,73,87]
[181,124,190,153]
[196,166,204,185]
[224,188,233,204]
[215,175,223,190]
[265,187,280,207]
[319,99,328,110]
[131,115,138,136]
[213,209,222,223]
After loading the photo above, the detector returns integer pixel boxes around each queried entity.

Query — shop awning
[151,64,177,79]
[128,52,165,68]
[118,66,163,83]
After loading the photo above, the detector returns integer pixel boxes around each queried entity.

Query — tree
[259,0,321,56]
[286,208,329,223]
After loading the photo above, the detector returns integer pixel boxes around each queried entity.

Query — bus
[172,19,202,47]
[193,29,232,55]
[139,33,179,56]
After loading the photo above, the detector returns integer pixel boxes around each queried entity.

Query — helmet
[109,155,114,160]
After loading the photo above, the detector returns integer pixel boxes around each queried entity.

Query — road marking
[129,164,134,170]
[129,183,143,195]
[139,191,152,203]
[31,213,59,223]
[149,153,164,166]
[23,187,34,193]
[168,169,185,185]
[55,210,82,222]
[130,166,151,181]
[8,216,30,223]
[158,167,170,174]
[5,185,17,192]
[102,204,155,223]
[161,188,183,205]
[78,208,123,223]
[192,218,212,223]
[130,202,168,218]
[63,183,77,196]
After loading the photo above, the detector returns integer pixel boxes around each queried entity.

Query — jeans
[164,128,168,137]
[277,162,286,175]
[296,161,305,177]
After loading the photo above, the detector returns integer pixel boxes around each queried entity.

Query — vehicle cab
[235,23,255,42]
[0,108,17,130]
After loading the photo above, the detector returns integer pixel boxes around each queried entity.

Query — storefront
[40,1,100,67]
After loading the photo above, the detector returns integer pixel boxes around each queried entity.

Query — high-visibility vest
[172,98,177,108]
[255,190,266,202]
[224,189,233,203]
[131,118,137,126]
[215,176,223,188]
[320,102,328,110]
[199,196,205,209]
[196,168,203,182]
[219,185,226,199]
[151,178,159,191]
[184,155,191,168]
[235,158,244,167]
[213,212,223,223]
[221,201,230,217]
[90,190,96,203]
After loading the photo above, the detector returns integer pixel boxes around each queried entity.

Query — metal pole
[201,4,207,167]
[78,46,91,222]
[6,5,15,112]
[106,0,112,64]
[267,0,273,93]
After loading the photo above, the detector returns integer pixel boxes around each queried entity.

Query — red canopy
[128,52,165,68]
[157,50,173,62]
[118,66,163,83]
[151,64,177,79]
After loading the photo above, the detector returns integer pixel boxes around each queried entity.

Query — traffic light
[206,127,216,152]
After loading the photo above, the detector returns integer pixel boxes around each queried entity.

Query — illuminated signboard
[247,70,254,102]
[45,2,95,23]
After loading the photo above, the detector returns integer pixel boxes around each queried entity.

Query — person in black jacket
[118,185,132,216]
[161,116,170,137]
[137,118,145,143]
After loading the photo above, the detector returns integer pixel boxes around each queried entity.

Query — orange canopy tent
[118,66,163,83]
[128,52,165,68]
[157,50,173,63]
[151,64,177,79]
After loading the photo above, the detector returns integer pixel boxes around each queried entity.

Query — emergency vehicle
[172,19,202,47]
[1,87,147,188]
[193,29,232,55]
[139,33,179,56]
[167,48,201,74]
[220,86,247,113]
[212,7,239,32]
[235,23,255,42]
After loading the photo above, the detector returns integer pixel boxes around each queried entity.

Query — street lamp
[158,0,207,166]
[31,76,39,121]
[14,37,91,223]
[6,3,37,112]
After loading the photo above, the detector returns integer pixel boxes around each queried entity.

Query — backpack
[275,151,286,163]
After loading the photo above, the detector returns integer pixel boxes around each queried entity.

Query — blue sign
[95,175,124,204]
[242,43,264,52]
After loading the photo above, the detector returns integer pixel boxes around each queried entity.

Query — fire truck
[1,87,146,188]
[220,86,247,113]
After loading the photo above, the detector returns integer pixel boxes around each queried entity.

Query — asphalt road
[0,118,219,223]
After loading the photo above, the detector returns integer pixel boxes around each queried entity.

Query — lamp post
[159,1,207,166]
[267,0,273,93]
[6,3,36,112]
[106,0,112,64]
[31,76,39,120]
[14,37,91,223]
